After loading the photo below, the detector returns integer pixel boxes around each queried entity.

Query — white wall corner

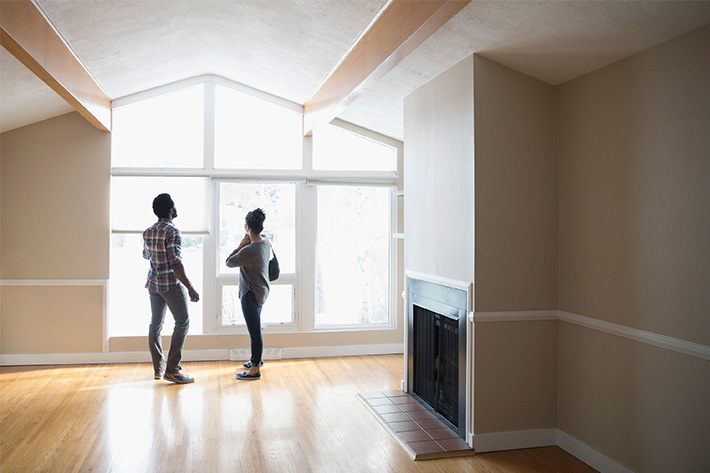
[472,429,635,473]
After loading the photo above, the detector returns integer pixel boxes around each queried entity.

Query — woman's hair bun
[252,208,266,222]
[245,208,266,233]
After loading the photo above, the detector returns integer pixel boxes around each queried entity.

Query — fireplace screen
[407,277,468,439]
[412,305,459,427]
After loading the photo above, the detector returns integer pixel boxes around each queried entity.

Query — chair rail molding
[472,309,710,361]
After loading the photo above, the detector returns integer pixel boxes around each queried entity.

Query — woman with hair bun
[225,208,271,380]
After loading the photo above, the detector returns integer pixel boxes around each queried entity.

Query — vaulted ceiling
[2,0,710,140]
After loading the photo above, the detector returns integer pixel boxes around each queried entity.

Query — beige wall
[557,24,710,346]
[474,55,557,312]
[556,25,710,472]
[403,55,474,283]
[1,285,104,353]
[1,112,110,354]
[1,112,111,279]
[474,320,558,433]
[472,56,558,434]
[559,323,710,473]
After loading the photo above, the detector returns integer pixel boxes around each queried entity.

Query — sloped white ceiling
[35,0,383,102]
[2,1,710,139]
[340,0,710,139]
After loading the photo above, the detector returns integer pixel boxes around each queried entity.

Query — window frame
[312,182,397,331]
[212,178,302,334]
[109,76,400,338]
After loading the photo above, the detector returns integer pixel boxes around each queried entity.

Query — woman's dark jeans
[241,291,263,366]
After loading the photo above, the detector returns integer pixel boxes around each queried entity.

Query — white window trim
[213,179,301,333]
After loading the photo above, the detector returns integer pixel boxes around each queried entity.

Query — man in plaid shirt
[143,193,199,384]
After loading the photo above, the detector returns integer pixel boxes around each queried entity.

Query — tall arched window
[109,77,399,337]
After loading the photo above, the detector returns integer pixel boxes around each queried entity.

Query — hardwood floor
[0,355,598,472]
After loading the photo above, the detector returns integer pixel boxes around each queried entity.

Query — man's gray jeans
[148,285,190,375]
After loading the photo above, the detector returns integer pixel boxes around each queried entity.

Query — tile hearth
[358,390,474,460]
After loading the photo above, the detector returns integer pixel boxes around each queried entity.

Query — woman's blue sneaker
[236,371,261,380]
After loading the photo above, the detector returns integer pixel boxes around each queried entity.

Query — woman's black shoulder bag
[268,247,280,281]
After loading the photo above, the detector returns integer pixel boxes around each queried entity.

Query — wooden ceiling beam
[302,0,470,136]
[0,0,111,132]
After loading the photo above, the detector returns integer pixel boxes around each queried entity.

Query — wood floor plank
[0,356,598,472]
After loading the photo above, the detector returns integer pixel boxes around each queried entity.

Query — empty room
[1,1,709,472]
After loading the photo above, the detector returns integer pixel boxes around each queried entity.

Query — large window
[316,186,391,327]
[109,78,399,338]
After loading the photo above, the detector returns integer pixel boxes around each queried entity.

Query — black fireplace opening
[412,306,460,427]
[407,277,468,439]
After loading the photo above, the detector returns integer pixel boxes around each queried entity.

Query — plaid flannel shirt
[142,218,183,293]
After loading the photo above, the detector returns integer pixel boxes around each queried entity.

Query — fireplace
[407,276,469,440]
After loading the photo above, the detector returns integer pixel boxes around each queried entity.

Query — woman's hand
[227,233,253,265]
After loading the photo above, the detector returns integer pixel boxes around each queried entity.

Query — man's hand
[171,261,199,302]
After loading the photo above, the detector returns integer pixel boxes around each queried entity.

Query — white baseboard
[281,343,403,359]
[229,347,284,361]
[472,428,557,453]
[472,428,635,473]
[0,343,404,366]
[557,430,634,473]
[0,349,231,366]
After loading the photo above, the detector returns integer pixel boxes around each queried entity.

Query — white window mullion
[201,180,218,333]
[300,182,317,332]
[201,82,217,333]
[302,132,313,173]
[204,81,216,170]
[390,188,398,329]
[299,134,314,330]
